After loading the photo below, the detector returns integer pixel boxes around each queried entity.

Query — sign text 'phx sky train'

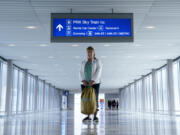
[51,13,133,42]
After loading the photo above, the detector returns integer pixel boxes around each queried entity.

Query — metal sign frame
[51,13,134,43]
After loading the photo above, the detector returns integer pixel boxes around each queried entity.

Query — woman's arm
[91,59,103,83]
[79,61,85,81]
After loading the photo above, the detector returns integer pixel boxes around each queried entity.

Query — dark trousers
[81,83,100,108]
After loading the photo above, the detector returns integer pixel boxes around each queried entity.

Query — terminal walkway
[0,110,180,135]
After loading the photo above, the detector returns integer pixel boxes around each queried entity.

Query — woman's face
[87,50,94,59]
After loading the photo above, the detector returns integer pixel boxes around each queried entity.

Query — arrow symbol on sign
[56,24,63,31]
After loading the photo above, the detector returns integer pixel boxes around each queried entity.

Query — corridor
[0,110,180,135]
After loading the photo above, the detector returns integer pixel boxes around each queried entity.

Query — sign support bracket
[70,8,73,14]
[112,8,114,14]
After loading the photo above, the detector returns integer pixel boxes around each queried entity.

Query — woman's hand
[82,80,88,86]
[90,80,95,86]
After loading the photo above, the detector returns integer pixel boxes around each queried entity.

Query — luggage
[81,87,97,115]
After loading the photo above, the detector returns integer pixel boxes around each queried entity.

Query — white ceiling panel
[0,0,180,93]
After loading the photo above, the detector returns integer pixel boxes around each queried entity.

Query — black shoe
[93,117,99,122]
[83,117,91,121]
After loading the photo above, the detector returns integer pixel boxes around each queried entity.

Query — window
[27,74,36,112]
[0,61,7,115]
[44,84,49,110]
[17,70,24,113]
[144,74,153,112]
[49,86,53,109]
[136,80,142,112]
[38,80,44,111]
[11,67,24,114]
[11,67,18,113]
[156,67,169,112]
[173,61,180,112]
[54,89,60,109]
[130,84,135,111]
[0,57,61,115]
[119,66,171,113]
[120,74,154,113]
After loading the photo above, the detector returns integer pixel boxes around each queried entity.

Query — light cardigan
[80,58,103,84]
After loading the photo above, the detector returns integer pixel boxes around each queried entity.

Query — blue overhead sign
[51,13,133,42]
[53,18,132,37]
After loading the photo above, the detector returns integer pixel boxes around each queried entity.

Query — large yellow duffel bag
[81,87,97,115]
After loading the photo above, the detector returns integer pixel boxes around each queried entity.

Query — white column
[122,86,125,111]
[48,83,51,110]
[167,59,175,115]
[58,90,61,109]
[128,83,131,111]
[134,80,137,112]
[42,80,46,111]
[57,90,61,109]
[5,60,13,116]
[141,75,146,112]
[59,90,63,110]
[34,76,39,112]
[119,88,121,110]
[52,86,55,109]
[152,69,157,113]
[23,69,28,113]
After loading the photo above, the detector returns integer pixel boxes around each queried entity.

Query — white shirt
[79,58,103,84]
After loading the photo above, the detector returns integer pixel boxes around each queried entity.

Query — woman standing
[80,46,103,122]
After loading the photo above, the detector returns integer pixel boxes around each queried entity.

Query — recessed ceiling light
[145,26,155,29]
[127,55,133,58]
[40,44,48,47]
[23,56,28,59]
[101,56,107,58]
[121,64,126,67]
[133,44,142,47]
[167,44,173,46]
[153,56,160,59]
[72,44,80,47]
[75,56,80,59]
[104,44,111,47]
[25,26,37,29]
[8,44,16,47]
[48,56,55,59]
[32,64,37,66]
[143,64,149,66]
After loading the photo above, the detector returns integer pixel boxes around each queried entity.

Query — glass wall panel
[27,74,36,112]
[120,74,153,113]
[38,80,44,111]
[136,80,142,112]
[17,70,24,113]
[0,57,61,116]
[144,74,153,112]
[173,61,180,112]
[130,84,135,111]
[0,61,7,115]
[11,67,18,113]
[11,67,24,114]
[156,67,168,112]
[119,66,170,113]
[44,84,49,110]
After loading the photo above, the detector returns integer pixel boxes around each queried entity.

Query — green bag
[81,87,97,115]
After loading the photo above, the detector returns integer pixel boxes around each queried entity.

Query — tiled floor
[0,110,180,135]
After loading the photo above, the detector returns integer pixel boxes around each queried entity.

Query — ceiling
[0,0,180,93]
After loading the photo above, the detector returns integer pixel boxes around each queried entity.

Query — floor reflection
[0,110,180,135]
[74,108,105,135]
